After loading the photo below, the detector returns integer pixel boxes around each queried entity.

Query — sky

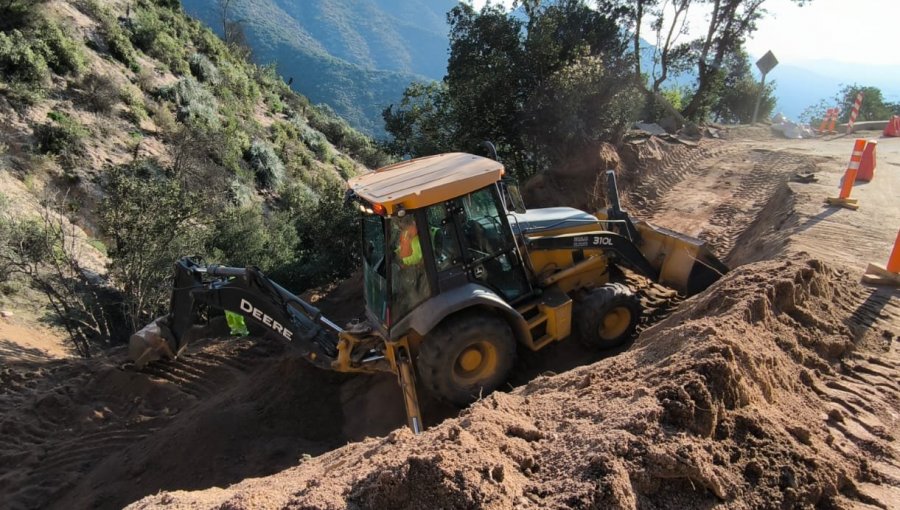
[470,0,900,66]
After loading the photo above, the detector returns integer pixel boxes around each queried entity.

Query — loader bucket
[600,169,727,295]
[632,219,729,295]
[128,317,179,368]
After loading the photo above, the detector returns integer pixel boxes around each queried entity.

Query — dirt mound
[522,142,621,211]
[127,258,900,509]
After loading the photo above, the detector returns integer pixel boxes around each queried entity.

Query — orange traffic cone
[884,115,900,137]
[856,139,876,182]
[826,139,867,210]
[818,108,834,134]
[827,109,839,133]
[862,228,900,286]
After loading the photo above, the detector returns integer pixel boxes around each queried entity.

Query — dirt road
[642,132,900,272]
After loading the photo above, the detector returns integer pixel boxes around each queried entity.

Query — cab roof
[348,152,504,214]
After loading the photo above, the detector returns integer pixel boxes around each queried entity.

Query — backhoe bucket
[128,317,179,368]
[633,220,729,295]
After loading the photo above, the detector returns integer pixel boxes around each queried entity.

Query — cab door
[451,185,532,302]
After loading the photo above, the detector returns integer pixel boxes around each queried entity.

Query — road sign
[752,51,779,123]
[756,51,779,75]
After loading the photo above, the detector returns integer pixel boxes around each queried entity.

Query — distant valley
[180,0,455,137]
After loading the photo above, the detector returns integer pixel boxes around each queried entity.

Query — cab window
[426,204,463,272]
[389,214,431,321]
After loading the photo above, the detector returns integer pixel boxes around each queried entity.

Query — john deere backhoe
[130,152,728,433]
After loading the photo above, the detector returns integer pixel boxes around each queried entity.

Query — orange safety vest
[398,225,422,265]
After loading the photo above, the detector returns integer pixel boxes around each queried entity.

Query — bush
[274,181,359,289]
[33,110,87,161]
[207,207,298,271]
[121,87,148,124]
[79,73,120,114]
[131,7,187,74]
[295,121,332,162]
[0,29,51,87]
[159,76,219,127]
[188,53,220,85]
[247,140,285,189]
[218,60,259,104]
[34,19,85,76]
[104,22,138,69]
[0,200,123,356]
[148,100,177,137]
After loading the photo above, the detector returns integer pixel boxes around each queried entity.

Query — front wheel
[574,283,642,349]
[416,311,516,406]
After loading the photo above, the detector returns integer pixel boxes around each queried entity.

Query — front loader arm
[525,231,660,282]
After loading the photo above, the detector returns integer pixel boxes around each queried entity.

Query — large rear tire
[416,311,516,406]
[575,283,642,349]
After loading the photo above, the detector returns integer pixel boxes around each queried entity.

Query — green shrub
[130,7,187,74]
[148,100,178,137]
[246,140,285,189]
[99,159,211,331]
[103,21,138,68]
[33,110,87,160]
[274,181,359,289]
[207,206,298,271]
[121,87,148,124]
[193,29,227,60]
[159,77,219,128]
[219,111,251,174]
[188,53,220,85]
[295,121,332,162]
[156,33,188,74]
[219,60,259,104]
[35,19,85,76]
[0,0,49,31]
[264,89,284,115]
[0,29,51,87]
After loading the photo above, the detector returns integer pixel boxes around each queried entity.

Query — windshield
[362,215,387,324]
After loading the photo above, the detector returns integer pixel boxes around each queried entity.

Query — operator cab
[348,153,533,335]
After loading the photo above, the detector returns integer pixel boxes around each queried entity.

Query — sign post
[752,50,779,124]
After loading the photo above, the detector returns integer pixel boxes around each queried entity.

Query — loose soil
[1,131,898,509]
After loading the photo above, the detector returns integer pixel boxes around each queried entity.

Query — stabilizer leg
[395,345,423,434]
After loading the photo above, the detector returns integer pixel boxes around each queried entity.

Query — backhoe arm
[129,257,341,370]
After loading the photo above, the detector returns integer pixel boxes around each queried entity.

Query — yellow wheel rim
[452,340,498,385]
[599,306,632,340]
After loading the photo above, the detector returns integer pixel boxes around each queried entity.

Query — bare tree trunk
[633,0,644,82]
[651,0,690,93]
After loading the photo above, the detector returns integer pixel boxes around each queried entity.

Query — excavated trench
[2,137,896,509]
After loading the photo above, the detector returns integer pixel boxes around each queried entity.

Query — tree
[99,160,210,332]
[217,0,250,58]
[0,199,120,357]
[385,1,637,178]
[382,81,455,158]
[709,47,775,123]
[836,85,900,123]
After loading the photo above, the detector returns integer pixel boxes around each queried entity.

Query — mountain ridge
[180,0,455,137]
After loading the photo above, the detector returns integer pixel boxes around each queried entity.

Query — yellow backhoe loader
[129,151,727,432]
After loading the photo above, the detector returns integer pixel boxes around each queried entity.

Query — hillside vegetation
[0,0,388,356]
[180,0,456,137]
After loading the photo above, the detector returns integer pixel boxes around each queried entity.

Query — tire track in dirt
[0,337,288,510]
[699,150,806,259]
[625,142,744,218]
